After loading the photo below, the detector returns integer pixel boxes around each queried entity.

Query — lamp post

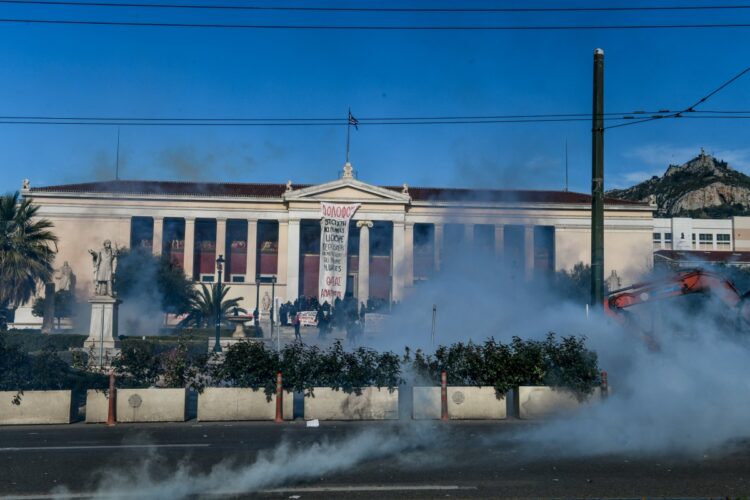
[254,274,260,328]
[270,276,277,351]
[214,254,225,353]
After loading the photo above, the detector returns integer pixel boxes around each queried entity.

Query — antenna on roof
[564,140,569,192]
[115,127,121,181]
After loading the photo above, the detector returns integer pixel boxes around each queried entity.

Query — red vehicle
[604,268,750,348]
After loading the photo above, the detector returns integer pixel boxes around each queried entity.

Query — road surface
[1,420,748,499]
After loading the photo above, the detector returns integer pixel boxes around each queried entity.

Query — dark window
[130,217,154,251]
[226,220,248,279]
[163,218,185,270]
[194,219,216,281]
[414,223,435,280]
[257,220,279,276]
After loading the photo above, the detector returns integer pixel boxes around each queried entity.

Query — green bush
[4,332,87,353]
[409,333,600,398]
[112,338,208,390]
[0,334,107,395]
[208,340,403,399]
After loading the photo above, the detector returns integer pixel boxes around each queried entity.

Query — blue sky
[1,1,749,195]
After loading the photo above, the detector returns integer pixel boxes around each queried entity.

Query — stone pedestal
[85,296,121,365]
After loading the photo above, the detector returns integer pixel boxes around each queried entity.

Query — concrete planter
[197,388,293,421]
[0,390,74,425]
[412,387,507,420]
[515,386,601,419]
[85,390,109,423]
[304,387,398,420]
[118,388,187,422]
[87,388,187,423]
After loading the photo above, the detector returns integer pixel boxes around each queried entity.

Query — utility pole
[591,48,605,308]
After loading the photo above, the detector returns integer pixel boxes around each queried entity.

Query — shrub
[4,332,87,353]
[214,341,278,398]
[408,334,599,398]
[0,334,107,396]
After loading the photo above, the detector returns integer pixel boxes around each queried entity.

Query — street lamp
[214,254,225,353]
[254,274,260,328]
[270,275,277,351]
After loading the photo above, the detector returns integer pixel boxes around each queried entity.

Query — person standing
[293,312,301,341]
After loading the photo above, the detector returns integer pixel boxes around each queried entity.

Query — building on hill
[13,164,654,327]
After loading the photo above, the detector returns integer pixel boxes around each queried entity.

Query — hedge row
[0,333,600,399]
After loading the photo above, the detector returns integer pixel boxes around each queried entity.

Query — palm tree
[178,283,246,329]
[0,192,58,330]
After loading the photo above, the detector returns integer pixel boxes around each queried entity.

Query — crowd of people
[270,295,398,344]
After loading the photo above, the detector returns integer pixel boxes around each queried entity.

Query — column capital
[184,217,196,224]
[356,220,373,229]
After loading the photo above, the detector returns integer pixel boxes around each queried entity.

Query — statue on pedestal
[88,240,118,296]
[55,261,75,291]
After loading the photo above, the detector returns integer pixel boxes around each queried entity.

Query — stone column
[524,225,534,280]
[392,222,405,301]
[215,218,227,282]
[152,216,164,256]
[285,219,300,301]
[434,223,444,272]
[276,220,288,294]
[357,221,373,304]
[184,217,195,280]
[404,222,414,288]
[495,224,504,258]
[246,219,257,282]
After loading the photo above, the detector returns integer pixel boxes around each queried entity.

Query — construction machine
[604,268,750,348]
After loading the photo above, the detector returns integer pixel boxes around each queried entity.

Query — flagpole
[346,108,351,165]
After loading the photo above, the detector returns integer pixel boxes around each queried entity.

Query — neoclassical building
[18,163,654,320]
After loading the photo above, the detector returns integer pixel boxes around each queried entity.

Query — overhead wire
[3,1,750,13]
[604,66,750,130]
[3,18,750,30]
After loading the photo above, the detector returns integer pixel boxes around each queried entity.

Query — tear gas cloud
[55,425,441,500]
[70,233,750,498]
[374,242,750,457]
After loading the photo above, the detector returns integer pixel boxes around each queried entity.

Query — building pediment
[284,177,410,204]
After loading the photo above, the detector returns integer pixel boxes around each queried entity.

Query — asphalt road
[1,420,749,499]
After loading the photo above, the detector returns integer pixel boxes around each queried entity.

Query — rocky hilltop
[607,150,750,218]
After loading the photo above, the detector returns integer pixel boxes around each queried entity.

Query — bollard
[275,371,283,423]
[107,371,117,426]
[601,370,609,400]
[440,370,448,421]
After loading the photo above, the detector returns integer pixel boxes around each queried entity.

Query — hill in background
[607,150,750,218]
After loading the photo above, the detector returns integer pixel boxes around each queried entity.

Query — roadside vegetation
[0,332,600,400]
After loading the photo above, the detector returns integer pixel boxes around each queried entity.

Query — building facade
[18,165,654,319]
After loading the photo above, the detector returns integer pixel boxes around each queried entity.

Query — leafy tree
[114,248,195,315]
[554,262,594,305]
[31,289,77,329]
[0,191,58,331]
[178,283,246,328]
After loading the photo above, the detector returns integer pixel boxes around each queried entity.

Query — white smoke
[54,424,438,499]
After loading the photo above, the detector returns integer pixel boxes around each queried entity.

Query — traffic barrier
[413,386,507,420]
[275,371,283,423]
[197,388,292,421]
[303,387,398,420]
[440,371,448,421]
[0,390,75,425]
[107,371,116,426]
[515,386,602,419]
